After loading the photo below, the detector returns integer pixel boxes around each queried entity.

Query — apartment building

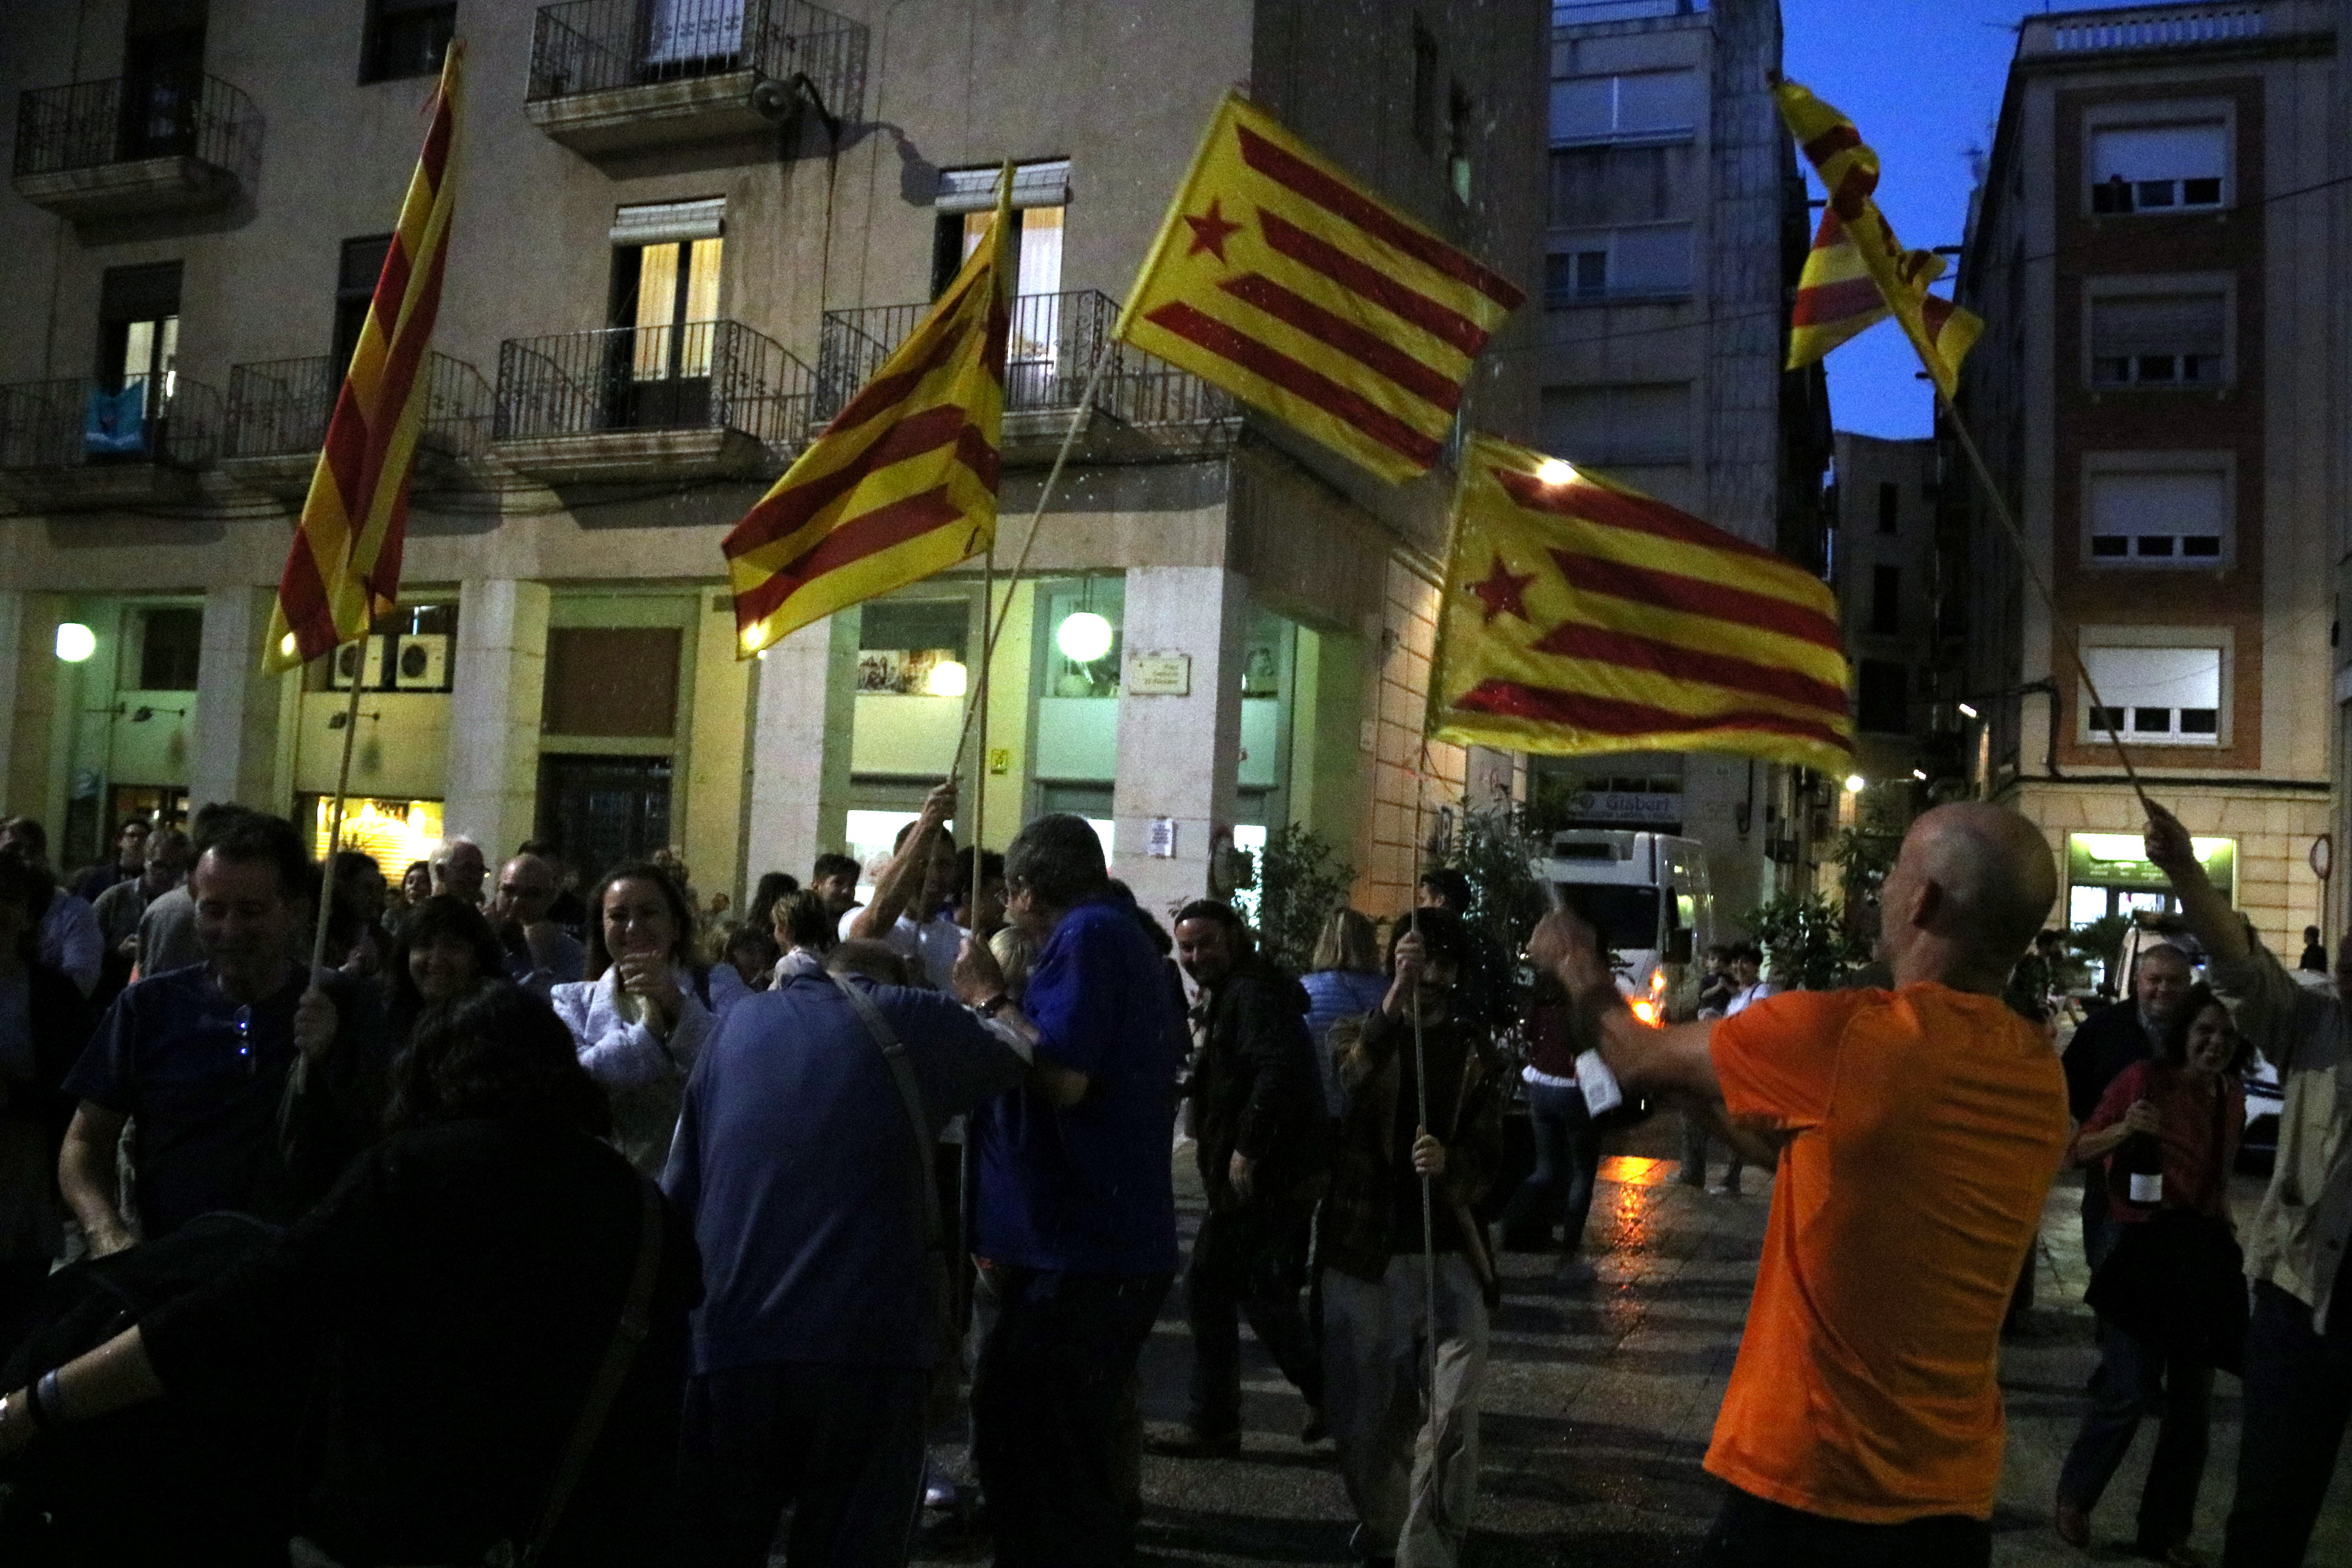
[1954,0,2339,950]
[0,0,1544,919]
[1526,0,1834,922]
[1832,432,1940,781]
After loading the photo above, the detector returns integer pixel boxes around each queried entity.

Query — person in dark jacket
[0,983,700,1568]
[1158,901,1330,1456]
[0,851,91,1340]
[2062,941,2194,1268]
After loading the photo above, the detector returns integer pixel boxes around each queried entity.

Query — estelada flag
[1428,435,1855,776]
[725,171,1013,657]
[1117,91,1523,484]
[266,42,461,671]
[1776,78,1981,401]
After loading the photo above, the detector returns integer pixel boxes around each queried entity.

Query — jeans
[2223,1280,2352,1567]
[1321,1255,1488,1568]
[1681,1106,1744,1190]
[1501,1081,1600,1256]
[676,1360,930,1567]
[1695,1485,1991,1568]
[2057,1315,2214,1548]
[971,1265,1172,1567]
[1185,1204,1321,1435]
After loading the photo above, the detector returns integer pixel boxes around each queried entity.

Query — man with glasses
[57,813,392,1256]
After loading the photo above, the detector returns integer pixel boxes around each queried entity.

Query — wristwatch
[977,993,1012,1018]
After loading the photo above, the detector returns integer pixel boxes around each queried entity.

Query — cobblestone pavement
[914,1118,2352,1567]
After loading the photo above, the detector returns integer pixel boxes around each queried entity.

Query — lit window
[610,198,726,385]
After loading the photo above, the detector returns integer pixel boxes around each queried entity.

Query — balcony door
[640,0,749,79]
[946,202,1065,405]
[121,0,206,160]
[607,202,723,431]
[92,262,182,458]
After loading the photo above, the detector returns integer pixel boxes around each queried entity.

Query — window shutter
[2092,123,2225,184]
[609,198,726,247]
[2089,294,2224,361]
[937,159,1070,214]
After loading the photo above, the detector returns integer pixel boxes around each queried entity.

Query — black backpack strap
[828,971,955,1355]
[519,1175,664,1567]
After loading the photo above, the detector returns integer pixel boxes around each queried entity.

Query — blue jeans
[2057,1314,2214,1548]
[2223,1279,2352,1566]
[1696,1485,1990,1568]
[1503,1081,1601,1255]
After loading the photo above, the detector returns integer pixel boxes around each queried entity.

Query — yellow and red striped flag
[1117,91,1524,484]
[724,173,1013,657]
[265,43,461,671]
[1428,435,1855,776]
[1776,78,1981,400]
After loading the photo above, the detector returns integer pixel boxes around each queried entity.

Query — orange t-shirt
[1703,985,2069,1523]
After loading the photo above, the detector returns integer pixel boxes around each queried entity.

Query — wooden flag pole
[1407,745,1441,1436]
[309,652,368,977]
[973,541,993,924]
[1935,395,2155,816]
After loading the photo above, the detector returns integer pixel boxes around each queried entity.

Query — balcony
[491,319,814,484]
[525,0,867,156]
[0,374,223,510]
[12,74,258,222]
[221,352,493,498]
[817,290,1237,461]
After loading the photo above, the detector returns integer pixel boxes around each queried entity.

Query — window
[1548,143,1687,228]
[92,262,181,456]
[2081,645,2222,745]
[640,0,749,75]
[1446,82,1474,202]
[2086,466,2228,565]
[362,0,457,84]
[1540,383,1692,466]
[2090,121,2226,214]
[333,235,393,372]
[2089,291,2225,386]
[543,628,683,737]
[1549,69,1700,144]
[858,598,972,695]
[1876,481,1898,534]
[132,606,202,691]
[1547,224,1693,303]
[609,199,724,410]
[1856,660,1908,734]
[1412,24,1439,154]
[932,160,1069,296]
[1870,565,1900,635]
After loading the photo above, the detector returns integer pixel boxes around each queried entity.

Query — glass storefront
[303,795,445,873]
[2065,831,2234,926]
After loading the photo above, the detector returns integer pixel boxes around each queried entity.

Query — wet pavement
[912,1114,2352,1567]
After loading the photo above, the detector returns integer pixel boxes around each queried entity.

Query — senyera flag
[1776,77,1981,401]
[1428,434,1855,777]
[1117,91,1524,485]
[724,171,1014,658]
[266,43,460,671]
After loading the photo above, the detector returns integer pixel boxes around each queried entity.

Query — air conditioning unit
[394,634,449,690]
[330,638,385,690]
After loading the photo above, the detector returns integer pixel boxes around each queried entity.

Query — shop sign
[1568,788,1682,826]
[2067,831,2234,897]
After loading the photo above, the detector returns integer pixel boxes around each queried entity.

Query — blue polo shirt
[970,897,1183,1275]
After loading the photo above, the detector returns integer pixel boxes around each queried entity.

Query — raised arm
[1528,908,1721,1100]
[2144,803,2250,968]
[853,778,956,940]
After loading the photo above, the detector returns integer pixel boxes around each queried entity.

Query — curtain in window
[642,0,747,70]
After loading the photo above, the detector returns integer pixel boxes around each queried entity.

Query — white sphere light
[924,658,968,698]
[1056,611,1114,663]
[1843,774,1867,793]
[1536,458,1576,486]
[54,622,96,663]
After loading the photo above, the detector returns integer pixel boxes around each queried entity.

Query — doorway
[536,754,673,894]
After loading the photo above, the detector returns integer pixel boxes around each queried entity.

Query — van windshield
[1553,884,1661,954]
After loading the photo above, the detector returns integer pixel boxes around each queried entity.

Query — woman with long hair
[383,894,507,1044]
[1301,908,1386,1118]
[0,984,700,1566]
[553,864,745,1175]
[2054,983,2247,1562]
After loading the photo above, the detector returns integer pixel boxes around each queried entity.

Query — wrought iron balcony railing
[13,72,258,181]
[225,352,493,461]
[0,374,222,470]
[816,289,1237,430]
[527,0,867,125]
[493,318,814,449]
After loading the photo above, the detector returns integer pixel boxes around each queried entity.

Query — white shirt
[551,961,747,1175]
[837,906,962,992]
[39,890,102,998]
[1725,981,1779,1017]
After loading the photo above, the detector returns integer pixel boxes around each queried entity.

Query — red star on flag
[1471,556,1537,623]
[1184,196,1242,262]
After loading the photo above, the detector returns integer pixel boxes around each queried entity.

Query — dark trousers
[676,1360,929,1568]
[972,1265,1172,1567]
[1185,1203,1321,1435]
[2057,1315,2214,1548]
[2223,1280,2352,1567]
[1502,1080,1601,1255]
[1696,1485,1990,1568]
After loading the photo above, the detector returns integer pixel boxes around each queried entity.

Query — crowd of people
[0,789,2343,1568]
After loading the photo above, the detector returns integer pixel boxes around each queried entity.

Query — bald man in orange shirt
[1532,803,2070,1568]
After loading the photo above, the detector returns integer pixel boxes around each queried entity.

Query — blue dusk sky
[1781,1,2038,438]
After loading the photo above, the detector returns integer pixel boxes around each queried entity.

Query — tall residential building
[1954,0,2339,951]
[0,0,1544,919]
[1831,432,1940,785]
[1530,0,1833,921]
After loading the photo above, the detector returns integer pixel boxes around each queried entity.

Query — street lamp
[1843,774,1866,793]
[53,623,95,662]
[1055,611,1114,663]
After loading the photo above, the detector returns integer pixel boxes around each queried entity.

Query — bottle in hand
[2115,1125,2165,1207]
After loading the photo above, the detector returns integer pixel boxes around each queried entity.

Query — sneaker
[1148,1426,1242,1458]
[1708,1179,1742,1198]
[2054,1494,2091,1550]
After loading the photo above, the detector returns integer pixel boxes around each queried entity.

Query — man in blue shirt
[664,960,1031,1567]
[58,812,393,1254]
[951,814,1184,1566]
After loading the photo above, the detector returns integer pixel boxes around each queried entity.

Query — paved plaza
[916,1119,2352,1567]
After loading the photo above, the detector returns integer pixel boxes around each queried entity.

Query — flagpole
[973,541,993,925]
[308,647,368,979]
[1935,394,2154,815]
[1408,744,1441,1436]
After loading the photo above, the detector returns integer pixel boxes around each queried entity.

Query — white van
[1534,830,1715,1022]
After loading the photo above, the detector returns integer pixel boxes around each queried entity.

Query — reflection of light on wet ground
[1598,1156,1676,1186]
